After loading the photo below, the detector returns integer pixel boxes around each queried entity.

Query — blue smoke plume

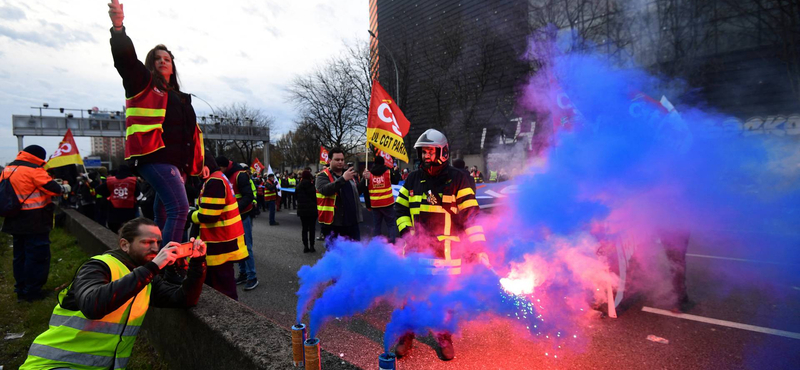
[295,36,800,356]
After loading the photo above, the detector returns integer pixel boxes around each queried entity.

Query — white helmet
[414,129,450,174]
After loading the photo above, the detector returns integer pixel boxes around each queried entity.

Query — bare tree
[287,50,369,154]
[208,102,275,165]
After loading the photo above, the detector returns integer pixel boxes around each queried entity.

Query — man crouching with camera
[21,217,207,370]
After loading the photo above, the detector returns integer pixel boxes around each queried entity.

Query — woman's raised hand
[108,0,124,29]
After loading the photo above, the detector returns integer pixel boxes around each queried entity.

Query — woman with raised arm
[107,0,205,249]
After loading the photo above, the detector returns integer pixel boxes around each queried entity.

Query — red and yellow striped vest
[315,168,336,225]
[368,169,394,208]
[196,172,248,266]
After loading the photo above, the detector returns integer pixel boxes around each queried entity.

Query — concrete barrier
[62,209,358,370]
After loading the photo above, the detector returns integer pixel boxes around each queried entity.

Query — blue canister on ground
[379,352,396,370]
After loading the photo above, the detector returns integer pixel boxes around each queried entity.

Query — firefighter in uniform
[190,154,249,300]
[21,217,206,370]
[393,129,487,361]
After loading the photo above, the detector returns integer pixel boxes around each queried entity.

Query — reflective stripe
[200,214,242,228]
[125,107,166,117]
[199,207,223,216]
[442,195,456,203]
[21,199,49,209]
[419,258,462,267]
[28,343,130,369]
[465,225,484,235]
[125,123,162,136]
[317,206,335,212]
[458,199,479,211]
[17,191,45,200]
[399,187,410,196]
[423,267,462,275]
[397,216,412,231]
[369,188,391,194]
[456,187,475,199]
[370,193,394,200]
[419,204,446,213]
[316,193,334,199]
[468,234,487,243]
[49,314,141,336]
[436,235,460,242]
[396,196,409,207]
[409,195,424,203]
[200,197,226,205]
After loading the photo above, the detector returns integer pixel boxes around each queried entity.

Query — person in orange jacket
[1,145,64,302]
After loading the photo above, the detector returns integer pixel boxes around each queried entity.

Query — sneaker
[236,273,248,285]
[394,333,415,358]
[244,279,259,291]
[436,333,454,361]
[316,236,324,241]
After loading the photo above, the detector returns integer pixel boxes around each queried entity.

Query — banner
[251,158,264,174]
[319,146,329,164]
[45,129,84,169]
[366,80,410,162]
[373,146,394,168]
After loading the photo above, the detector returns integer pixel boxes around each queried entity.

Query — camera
[346,162,353,169]
[175,241,194,258]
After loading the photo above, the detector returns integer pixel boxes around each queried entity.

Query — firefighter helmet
[414,129,450,175]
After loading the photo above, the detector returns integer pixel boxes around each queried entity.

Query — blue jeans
[267,201,276,224]
[12,233,51,298]
[137,163,189,247]
[238,215,257,280]
[372,206,397,243]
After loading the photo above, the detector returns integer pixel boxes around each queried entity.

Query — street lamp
[190,93,217,116]
[368,30,401,106]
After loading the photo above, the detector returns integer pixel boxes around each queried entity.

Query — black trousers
[12,233,50,299]
[321,223,361,243]
[205,262,237,301]
[300,214,317,248]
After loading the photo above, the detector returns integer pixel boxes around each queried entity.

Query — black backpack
[0,164,37,217]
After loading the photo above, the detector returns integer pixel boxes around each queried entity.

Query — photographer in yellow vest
[21,217,207,370]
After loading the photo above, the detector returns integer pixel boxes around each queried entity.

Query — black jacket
[110,27,198,172]
[295,179,317,218]
[58,249,206,319]
[225,166,255,217]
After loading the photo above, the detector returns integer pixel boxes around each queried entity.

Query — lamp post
[368,30,401,106]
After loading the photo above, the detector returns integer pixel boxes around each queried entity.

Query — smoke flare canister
[291,324,307,367]
[379,352,396,370]
[303,338,321,370]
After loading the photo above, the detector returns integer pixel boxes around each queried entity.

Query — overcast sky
[0,0,368,165]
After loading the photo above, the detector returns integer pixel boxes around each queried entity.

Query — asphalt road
[234,207,800,370]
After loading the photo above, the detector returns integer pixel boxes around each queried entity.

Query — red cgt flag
[251,158,264,174]
[374,147,394,168]
[45,129,84,169]
[367,80,410,162]
[319,146,329,164]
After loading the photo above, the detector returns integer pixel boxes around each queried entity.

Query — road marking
[642,306,800,340]
[686,253,799,267]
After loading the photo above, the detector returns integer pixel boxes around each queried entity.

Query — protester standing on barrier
[20,217,207,369]
[1,145,63,303]
[296,170,318,253]
[315,148,363,242]
[108,0,204,249]
[191,153,249,299]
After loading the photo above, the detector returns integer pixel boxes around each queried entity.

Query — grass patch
[0,225,169,369]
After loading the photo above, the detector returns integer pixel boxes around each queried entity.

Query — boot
[303,241,311,253]
[394,333,414,358]
[436,333,454,361]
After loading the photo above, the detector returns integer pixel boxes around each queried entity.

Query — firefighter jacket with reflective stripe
[264,179,278,202]
[368,169,394,208]
[190,171,248,266]
[230,170,256,216]
[0,151,62,235]
[315,168,336,225]
[106,176,137,209]
[21,254,151,370]
[395,165,486,276]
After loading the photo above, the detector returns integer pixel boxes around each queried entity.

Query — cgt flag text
[251,158,264,174]
[45,129,84,169]
[367,81,410,163]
